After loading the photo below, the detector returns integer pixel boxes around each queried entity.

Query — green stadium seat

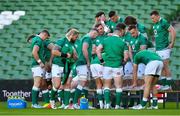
[66,11,78,16]
[126,6,138,11]
[14,2,25,8]
[79,11,91,16]
[66,1,78,7]
[4,48,16,53]
[133,0,145,6]
[120,10,132,16]
[85,6,98,12]
[72,6,84,11]
[33,7,45,12]
[0,74,10,79]
[21,0,32,2]
[146,1,158,6]
[31,16,43,21]
[40,2,51,7]
[45,7,57,12]
[15,66,28,72]
[133,10,145,17]
[58,6,69,11]
[21,70,31,76]
[79,1,92,6]
[140,5,152,12]
[93,1,104,6]
[159,1,171,6]
[153,6,165,11]
[106,1,116,6]
[1,65,11,72]
[119,1,132,6]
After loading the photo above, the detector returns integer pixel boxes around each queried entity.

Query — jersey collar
[158,17,162,22]
[65,35,71,42]
[112,34,119,37]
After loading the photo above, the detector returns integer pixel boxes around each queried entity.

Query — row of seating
[0,0,179,79]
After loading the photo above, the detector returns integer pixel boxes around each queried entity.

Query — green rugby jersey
[31,36,45,67]
[101,35,128,68]
[133,50,162,65]
[153,18,170,50]
[53,37,74,67]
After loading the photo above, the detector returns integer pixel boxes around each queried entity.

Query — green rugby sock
[42,89,49,103]
[32,86,40,105]
[104,88,110,104]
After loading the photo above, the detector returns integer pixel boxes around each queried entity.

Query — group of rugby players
[29,10,176,110]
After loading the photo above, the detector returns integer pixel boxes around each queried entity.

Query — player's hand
[52,50,60,56]
[66,53,71,58]
[107,33,113,36]
[45,63,51,72]
[100,59,105,65]
[87,65,92,80]
[168,42,174,49]
[39,62,45,68]
[132,81,137,88]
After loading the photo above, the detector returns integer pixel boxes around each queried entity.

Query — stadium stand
[0,0,179,79]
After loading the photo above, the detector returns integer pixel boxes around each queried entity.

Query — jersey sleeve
[162,19,170,30]
[55,38,65,48]
[140,35,147,46]
[44,40,51,48]
[133,54,139,64]
[33,38,42,47]
[123,42,128,52]
[83,37,91,45]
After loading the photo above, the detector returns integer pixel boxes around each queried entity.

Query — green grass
[0,102,180,116]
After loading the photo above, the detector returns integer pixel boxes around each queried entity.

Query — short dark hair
[150,10,159,16]
[94,23,103,28]
[41,29,50,37]
[27,34,36,43]
[116,23,126,30]
[95,11,105,18]
[91,27,99,33]
[124,16,137,26]
[109,10,116,18]
[128,25,137,31]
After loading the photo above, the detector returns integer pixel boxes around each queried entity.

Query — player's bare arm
[96,44,104,64]
[123,50,129,63]
[168,26,176,48]
[132,63,138,87]
[32,45,44,68]
[82,42,90,66]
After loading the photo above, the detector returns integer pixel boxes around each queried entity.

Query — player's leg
[73,65,88,109]
[113,67,123,109]
[63,76,72,109]
[156,49,172,90]
[91,64,104,109]
[31,66,44,108]
[41,63,52,108]
[70,76,78,103]
[163,59,173,88]
[123,62,134,108]
[103,67,112,109]
[41,78,50,107]
[148,61,163,109]
[50,64,63,109]
[57,85,64,109]
[133,60,163,109]
[148,77,159,109]
[141,75,153,107]
[134,63,145,105]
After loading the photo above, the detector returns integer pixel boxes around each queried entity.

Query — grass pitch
[0,102,179,116]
